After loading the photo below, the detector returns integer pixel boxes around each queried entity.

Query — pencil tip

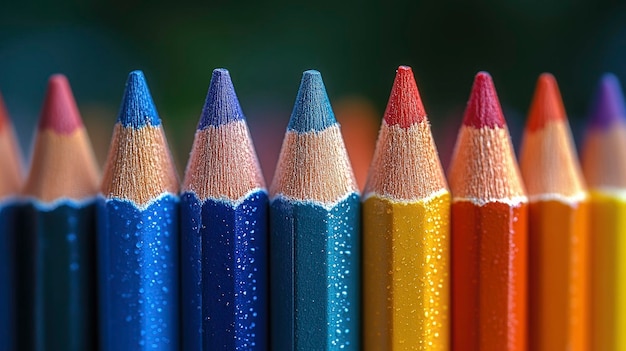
[462,71,506,128]
[117,70,161,128]
[588,73,626,129]
[38,74,83,134]
[0,92,8,130]
[383,66,426,127]
[198,68,245,130]
[287,70,336,133]
[526,73,567,131]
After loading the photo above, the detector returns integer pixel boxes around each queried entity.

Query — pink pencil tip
[38,74,83,134]
[462,71,506,128]
[383,66,426,128]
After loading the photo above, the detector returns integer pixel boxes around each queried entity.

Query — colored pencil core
[0,94,8,131]
[197,68,245,129]
[287,70,336,133]
[462,71,506,129]
[589,73,626,130]
[38,74,83,134]
[526,73,567,132]
[383,66,426,127]
[116,70,161,128]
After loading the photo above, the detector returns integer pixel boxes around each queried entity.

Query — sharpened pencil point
[383,66,426,127]
[287,70,336,133]
[463,71,506,129]
[526,73,567,132]
[198,68,245,130]
[0,93,8,131]
[588,73,626,129]
[117,70,161,128]
[38,74,83,134]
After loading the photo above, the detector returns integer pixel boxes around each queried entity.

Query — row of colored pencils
[0,66,624,351]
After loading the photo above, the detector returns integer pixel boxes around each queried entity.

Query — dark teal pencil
[269,70,361,350]
[21,75,100,350]
[0,92,22,351]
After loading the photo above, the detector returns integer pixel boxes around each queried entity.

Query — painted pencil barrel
[97,195,179,350]
[22,201,97,350]
[589,191,626,351]
[528,200,589,351]
[0,203,17,351]
[270,194,360,350]
[451,201,528,351]
[181,191,268,350]
[363,193,449,350]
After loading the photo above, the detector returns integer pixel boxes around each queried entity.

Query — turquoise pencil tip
[198,68,245,130]
[117,70,161,128]
[287,70,337,133]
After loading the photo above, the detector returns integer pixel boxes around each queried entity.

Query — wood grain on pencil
[519,73,588,351]
[363,66,449,350]
[0,93,22,199]
[448,72,528,351]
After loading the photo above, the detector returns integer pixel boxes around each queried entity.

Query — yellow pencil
[363,66,450,350]
[583,74,626,351]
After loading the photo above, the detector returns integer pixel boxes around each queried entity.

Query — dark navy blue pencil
[269,70,361,350]
[0,92,22,351]
[98,71,180,350]
[181,68,268,350]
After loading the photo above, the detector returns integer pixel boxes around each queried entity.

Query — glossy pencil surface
[0,92,22,351]
[519,73,588,351]
[181,68,267,350]
[583,74,626,351]
[98,71,179,351]
[20,75,100,351]
[448,72,528,351]
[363,66,449,350]
[270,70,360,350]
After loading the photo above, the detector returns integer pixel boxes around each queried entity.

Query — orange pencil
[448,72,528,351]
[519,74,589,351]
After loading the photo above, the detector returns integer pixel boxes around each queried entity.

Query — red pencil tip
[383,66,426,128]
[39,74,83,134]
[462,71,506,128]
[0,93,8,131]
[526,73,567,132]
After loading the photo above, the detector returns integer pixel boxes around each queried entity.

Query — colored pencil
[448,72,528,351]
[269,70,360,350]
[0,91,22,351]
[519,73,589,351]
[181,68,268,350]
[98,71,180,350]
[363,66,450,350]
[20,75,100,350]
[582,73,626,351]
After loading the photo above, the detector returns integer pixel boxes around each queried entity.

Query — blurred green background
[1,0,625,184]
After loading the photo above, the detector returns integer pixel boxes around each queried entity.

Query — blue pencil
[181,68,268,350]
[98,71,180,351]
[269,70,361,350]
[0,92,22,351]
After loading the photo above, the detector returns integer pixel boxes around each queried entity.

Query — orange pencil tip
[39,74,83,134]
[0,93,8,130]
[383,66,426,128]
[526,73,567,132]
[462,71,506,128]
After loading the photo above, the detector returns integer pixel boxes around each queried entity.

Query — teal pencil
[0,91,22,351]
[21,75,100,350]
[269,70,361,350]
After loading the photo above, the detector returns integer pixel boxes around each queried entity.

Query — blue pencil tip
[198,68,245,130]
[287,70,337,133]
[588,73,626,129]
[117,70,161,128]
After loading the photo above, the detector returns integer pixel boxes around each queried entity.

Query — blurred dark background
[1,0,625,186]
